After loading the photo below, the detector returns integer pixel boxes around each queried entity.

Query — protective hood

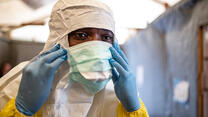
[0,1,118,116]
[43,0,115,51]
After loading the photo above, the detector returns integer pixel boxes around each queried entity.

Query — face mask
[68,41,112,94]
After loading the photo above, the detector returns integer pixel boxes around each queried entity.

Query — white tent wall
[123,0,208,117]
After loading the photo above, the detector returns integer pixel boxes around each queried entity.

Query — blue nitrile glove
[15,44,68,116]
[109,42,140,112]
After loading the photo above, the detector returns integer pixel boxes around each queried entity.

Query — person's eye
[102,35,113,41]
[75,32,88,40]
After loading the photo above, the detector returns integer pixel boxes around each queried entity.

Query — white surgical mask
[67,41,112,94]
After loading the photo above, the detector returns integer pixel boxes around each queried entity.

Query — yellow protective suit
[0,98,148,117]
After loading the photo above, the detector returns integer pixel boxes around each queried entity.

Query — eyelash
[75,32,88,40]
[74,32,113,41]
[102,35,113,41]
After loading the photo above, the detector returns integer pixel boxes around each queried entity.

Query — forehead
[69,28,114,35]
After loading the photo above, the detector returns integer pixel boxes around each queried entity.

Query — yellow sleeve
[0,98,42,117]
[117,98,149,117]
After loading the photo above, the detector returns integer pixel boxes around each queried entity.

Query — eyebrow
[71,28,114,35]
[100,30,114,36]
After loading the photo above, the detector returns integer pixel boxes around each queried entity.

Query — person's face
[68,28,114,47]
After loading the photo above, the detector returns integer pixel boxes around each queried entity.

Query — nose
[91,33,101,41]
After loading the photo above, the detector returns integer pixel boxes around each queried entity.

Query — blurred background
[0,0,208,117]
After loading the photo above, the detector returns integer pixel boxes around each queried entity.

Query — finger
[109,58,128,79]
[110,47,129,71]
[40,44,60,57]
[113,42,129,64]
[109,59,119,84]
[111,67,119,84]
[42,48,67,63]
[31,44,60,62]
[50,54,68,70]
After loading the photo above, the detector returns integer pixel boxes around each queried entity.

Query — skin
[68,28,114,47]
[1,63,12,76]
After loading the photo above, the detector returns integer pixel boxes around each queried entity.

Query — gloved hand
[109,42,140,112]
[15,44,68,116]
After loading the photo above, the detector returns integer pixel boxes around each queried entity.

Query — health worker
[0,0,149,116]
